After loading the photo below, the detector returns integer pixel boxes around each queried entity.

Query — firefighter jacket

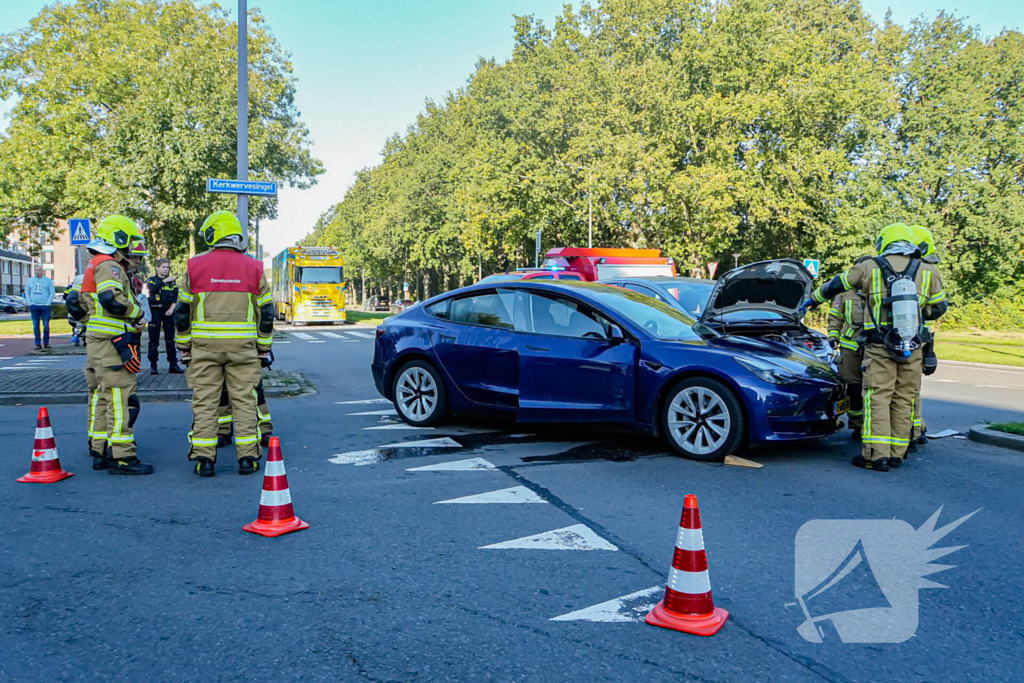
[813,255,947,339]
[146,275,179,309]
[827,290,866,354]
[80,254,144,336]
[174,248,274,354]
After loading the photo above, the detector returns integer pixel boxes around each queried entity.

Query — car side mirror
[607,325,626,344]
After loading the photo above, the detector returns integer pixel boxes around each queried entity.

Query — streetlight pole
[237,0,249,242]
[733,252,741,269]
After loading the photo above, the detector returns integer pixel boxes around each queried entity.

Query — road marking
[335,398,391,405]
[380,437,462,449]
[0,357,12,361]
[926,379,959,383]
[344,331,375,339]
[290,332,316,340]
[436,486,546,505]
[480,524,618,551]
[347,408,398,416]
[550,587,662,623]
[407,457,494,472]
[276,341,291,344]
[319,331,344,338]
[976,384,1011,389]
[328,450,380,466]
[363,424,429,431]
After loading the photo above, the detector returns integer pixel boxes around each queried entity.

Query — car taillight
[376,326,386,339]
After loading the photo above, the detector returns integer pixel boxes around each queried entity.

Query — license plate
[834,397,850,416]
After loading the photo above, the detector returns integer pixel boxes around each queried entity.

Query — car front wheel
[662,377,744,462]
[392,360,447,427]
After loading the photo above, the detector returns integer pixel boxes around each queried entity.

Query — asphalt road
[2,328,1022,682]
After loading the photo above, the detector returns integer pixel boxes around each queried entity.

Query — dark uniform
[146,275,181,372]
[827,290,865,433]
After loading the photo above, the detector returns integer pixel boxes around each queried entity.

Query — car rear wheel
[392,360,447,427]
[662,377,744,462]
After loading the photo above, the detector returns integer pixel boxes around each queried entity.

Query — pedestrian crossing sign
[803,258,820,278]
[70,218,91,245]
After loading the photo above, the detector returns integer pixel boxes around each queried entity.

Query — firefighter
[909,225,941,449]
[826,256,871,441]
[217,379,274,448]
[65,271,108,468]
[175,211,274,477]
[146,258,183,375]
[76,216,154,475]
[807,223,947,471]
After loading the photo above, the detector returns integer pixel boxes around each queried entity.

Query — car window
[522,292,612,339]
[448,290,515,329]
[583,286,701,341]
[425,300,449,319]
[666,283,714,317]
[528,274,555,280]
[558,273,582,281]
[624,283,664,302]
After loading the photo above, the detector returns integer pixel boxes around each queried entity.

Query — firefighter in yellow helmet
[76,216,154,474]
[826,256,871,440]
[806,223,947,471]
[175,211,274,476]
[908,225,941,449]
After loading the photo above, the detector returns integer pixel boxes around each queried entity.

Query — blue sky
[1,0,1022,256]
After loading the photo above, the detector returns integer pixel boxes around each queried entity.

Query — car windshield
[296,266,343,284]
[662,282,715,317]
[477,273,524,284]
[583,285,701,340]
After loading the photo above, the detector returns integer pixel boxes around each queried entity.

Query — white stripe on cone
[35,427,53,439]
[259,488,292,507]
[32,448,59,462]
[675,527,705,551]
[667,567,712,595]
[264,460,286,477]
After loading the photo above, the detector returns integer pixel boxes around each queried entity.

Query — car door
[429,289,519,409]
[513,290,637,423]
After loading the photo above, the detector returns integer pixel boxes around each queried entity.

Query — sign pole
[535,229,542,268]
[237,0,249,243]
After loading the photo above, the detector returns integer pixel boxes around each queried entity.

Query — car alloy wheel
[662,377,744,461]
[392,360,447,427]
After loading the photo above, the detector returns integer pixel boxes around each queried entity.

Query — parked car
[477,270,586,285]
[372,280,846,461]
[604,260,834,365]
[364,295,392,312]
[391,299,417,313]
[0,295,29,314]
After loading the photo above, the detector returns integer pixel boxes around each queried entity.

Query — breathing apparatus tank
[889,277,920,357]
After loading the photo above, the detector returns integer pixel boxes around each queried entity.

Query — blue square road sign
[69,218,91,245]
[803,258,820,278]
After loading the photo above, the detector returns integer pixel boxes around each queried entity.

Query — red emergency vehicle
[541,248,676,281]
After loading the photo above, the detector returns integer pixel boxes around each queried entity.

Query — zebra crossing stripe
[343,330,375,339]
[290,332,316,340]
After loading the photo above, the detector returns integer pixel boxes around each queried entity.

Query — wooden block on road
[724,455,763,469]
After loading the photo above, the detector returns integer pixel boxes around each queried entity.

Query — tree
[0,0,322,257]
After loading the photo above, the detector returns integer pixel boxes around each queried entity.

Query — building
[4,219,81,291]
[0,248,33,295]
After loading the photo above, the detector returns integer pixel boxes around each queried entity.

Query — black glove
[259,350,274,369]
[923,355,938,376]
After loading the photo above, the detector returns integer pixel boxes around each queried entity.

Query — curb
[941,360,1024,373]
[968,425,1024,453]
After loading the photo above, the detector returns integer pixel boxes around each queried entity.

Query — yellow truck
[272,246,347,324]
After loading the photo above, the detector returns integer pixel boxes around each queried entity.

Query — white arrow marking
[328,450,380,466]
[380,437,462,449]
[347,408,398,416]
[407,457,494,472]
[550,586,663,622]
[480,524,618,551]
[436,486,546,505]
[335,398,391,405]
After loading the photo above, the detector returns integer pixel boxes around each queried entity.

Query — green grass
[934,330,1024,368]
[0,319,73,336]
[345,309,392,326]
[990,422,1024,436]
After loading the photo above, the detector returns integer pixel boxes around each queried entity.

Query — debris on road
[724,455,763,468]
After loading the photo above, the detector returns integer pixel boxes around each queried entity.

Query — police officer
[826,256,871,441]
[146,258,183,375]
[909,225,941,449]
[809,223,947,471]
[76,216,154,475]
[174,211,274,477]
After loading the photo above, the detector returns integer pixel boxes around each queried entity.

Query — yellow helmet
[874,222,915,254]
[94,214,142,253]
[200,210,243,247]
[911,225,935,258]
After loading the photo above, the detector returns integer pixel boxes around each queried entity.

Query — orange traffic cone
[243,437,308,537]
[645,494,728,636]
[18,407,74,484]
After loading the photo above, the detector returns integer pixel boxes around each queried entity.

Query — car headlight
[735,357,803,385]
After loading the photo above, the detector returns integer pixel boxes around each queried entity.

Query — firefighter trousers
[186,346,262,462]
[84,363,109,455]
[837,348,863,430]
[861,344,922,462]
[94,365,140,459]
[217,380,273,438]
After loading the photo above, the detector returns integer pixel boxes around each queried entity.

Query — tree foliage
[0,0,322,257]
[307,0,1023,302]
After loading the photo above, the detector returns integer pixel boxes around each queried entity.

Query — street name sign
[69,218,91,245]
[206,179,278,196]
[803,258,820,277]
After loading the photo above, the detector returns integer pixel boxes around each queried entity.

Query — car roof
[604,276,712,286]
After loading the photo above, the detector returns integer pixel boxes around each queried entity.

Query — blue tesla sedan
[371,281,847,461]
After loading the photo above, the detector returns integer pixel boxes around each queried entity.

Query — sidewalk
[0,367,313,406]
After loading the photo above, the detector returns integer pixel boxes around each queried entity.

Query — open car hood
[698,258,814,325]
